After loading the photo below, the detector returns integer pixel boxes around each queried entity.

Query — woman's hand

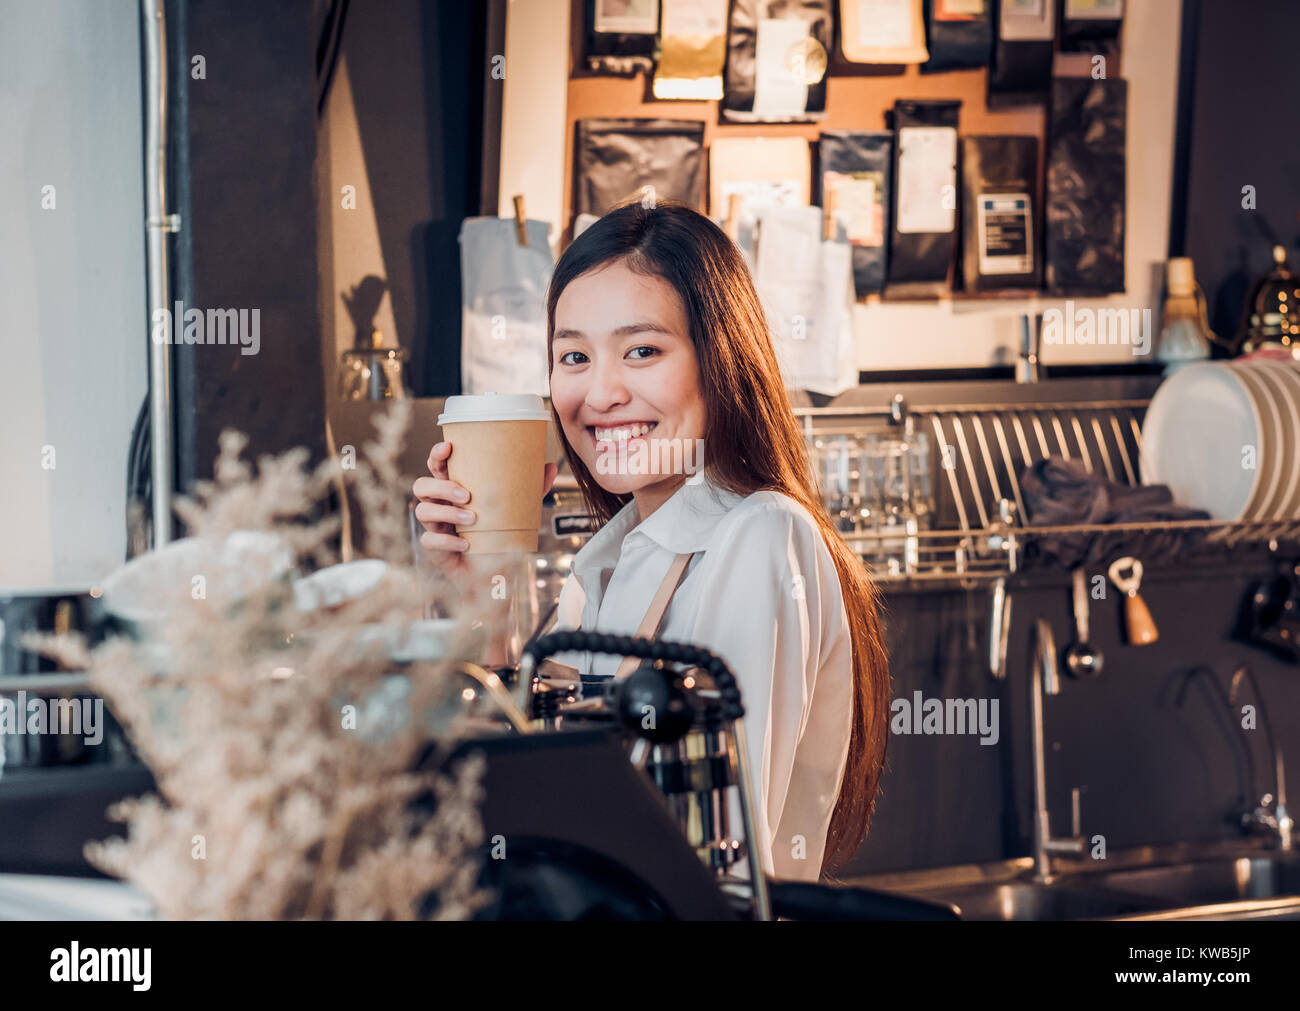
[412,441,558,572]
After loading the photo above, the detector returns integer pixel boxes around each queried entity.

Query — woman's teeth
[594,422,656,443]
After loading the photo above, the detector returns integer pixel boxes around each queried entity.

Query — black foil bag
[819,130,893,297]
[922,0,994,74]
[1044,78,1127,295]
[722,0,832,122]
[886,99,960,293]
[960,135,1039,292]
[574,118,706,217]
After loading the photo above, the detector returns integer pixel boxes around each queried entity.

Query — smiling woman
[543,198,891,882]
[551,259,707,516]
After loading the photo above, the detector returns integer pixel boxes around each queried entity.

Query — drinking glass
[862,436,918,576]
[811,434,862,534]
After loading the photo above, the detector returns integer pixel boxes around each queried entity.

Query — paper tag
[1065,0,1123,19]
[896,127,957,235]
[935,0,982,19]
[977,193,1033,275]
[752,18,810,118]
[662,0,726,36]
[855,0,915,48]
[825,171,883,246]
[721,178,803,216]
[593,0,660,34]
[936,0,986,20]
[1000,0,1055,40]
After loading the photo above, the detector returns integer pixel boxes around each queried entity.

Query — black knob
[614,665,695,743]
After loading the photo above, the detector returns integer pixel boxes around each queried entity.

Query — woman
[415,199,889,883]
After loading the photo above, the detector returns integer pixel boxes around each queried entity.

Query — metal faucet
[1029,619,1087,880]
[1229,665,1293,851]
[1016,314,1043,384]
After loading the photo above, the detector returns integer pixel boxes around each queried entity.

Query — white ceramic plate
[1231,363,1284,520]
[292,559,389,611]
[101,530,294,635]
[1140,362,1262,520]
[1257,360,1300,518]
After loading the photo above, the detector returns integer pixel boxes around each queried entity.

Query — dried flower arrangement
[27,402,495,920]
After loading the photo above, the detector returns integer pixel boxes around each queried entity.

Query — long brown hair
[545,198,890,878]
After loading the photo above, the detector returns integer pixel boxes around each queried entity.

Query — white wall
[0,0,148,591]
[501,0,1183,370]
[498,0,571,253]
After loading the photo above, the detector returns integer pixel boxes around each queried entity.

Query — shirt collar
[569,470,745,591]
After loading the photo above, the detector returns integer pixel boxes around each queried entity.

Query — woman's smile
[589,420,658,451]
[550,258,706,515]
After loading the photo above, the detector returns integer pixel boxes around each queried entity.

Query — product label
[1000,0,1055,40]
[593,0,659,34]
[1065,0,1123,19]
[855,0,915,48]
[661,0,726,36]
[936,0,986,19]
[553,514,597,537]
[825,170,884,246]
[896,127,957,235]
[752,18,810,117]
[977,193,1033,275]
[720,178,803,216]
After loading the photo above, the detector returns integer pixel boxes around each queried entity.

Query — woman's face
[550,259,706,502]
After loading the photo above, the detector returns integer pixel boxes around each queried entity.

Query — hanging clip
[822,185,839,241]
[512,194,528,247]
[724,192,742,242]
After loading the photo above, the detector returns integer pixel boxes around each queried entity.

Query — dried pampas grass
[29,402,495,920]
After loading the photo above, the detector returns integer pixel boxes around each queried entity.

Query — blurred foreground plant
[27,403,493,920]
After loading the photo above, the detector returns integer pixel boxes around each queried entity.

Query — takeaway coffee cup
[436,393,551,553]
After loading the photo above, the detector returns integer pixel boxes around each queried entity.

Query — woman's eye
[558,350,588,366]
[627,345,658,360]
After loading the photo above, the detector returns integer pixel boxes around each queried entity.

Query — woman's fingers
[415,445,556,562]
[416,442,470,501]
[413,500,475,531]
[419,529,470,553]
[411,474,470,505]
[426,439,451,477]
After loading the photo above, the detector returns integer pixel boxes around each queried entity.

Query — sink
[850,845,1300,920]
[906,882,1156,921]
[1078,855,1300,908]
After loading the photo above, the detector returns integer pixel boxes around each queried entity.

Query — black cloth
[1021,456,1210,568]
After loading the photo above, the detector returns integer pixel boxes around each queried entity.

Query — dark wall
[846,567,1300,874]
[1172,0,1300,344]
[172,0,327,490]
[331,0,494,396]
[170,0,496,494]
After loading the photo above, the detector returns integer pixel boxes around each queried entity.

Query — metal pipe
[142,0,175,546]
[1029,620,1053,879]
[728,719,772,921]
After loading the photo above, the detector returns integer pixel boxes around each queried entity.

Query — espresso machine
[421,627,959,922]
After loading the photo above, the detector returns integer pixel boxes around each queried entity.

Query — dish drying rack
[797,393,1300,587]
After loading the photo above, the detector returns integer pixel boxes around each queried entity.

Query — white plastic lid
[437,393,550,425]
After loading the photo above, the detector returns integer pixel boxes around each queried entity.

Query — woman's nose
[583,360,630,411]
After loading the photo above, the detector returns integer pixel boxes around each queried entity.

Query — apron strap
[613,551,695,679]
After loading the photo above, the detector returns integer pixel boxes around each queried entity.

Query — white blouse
[551,471,855,882]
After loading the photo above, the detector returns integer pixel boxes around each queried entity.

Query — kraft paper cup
[436,393,551,553]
